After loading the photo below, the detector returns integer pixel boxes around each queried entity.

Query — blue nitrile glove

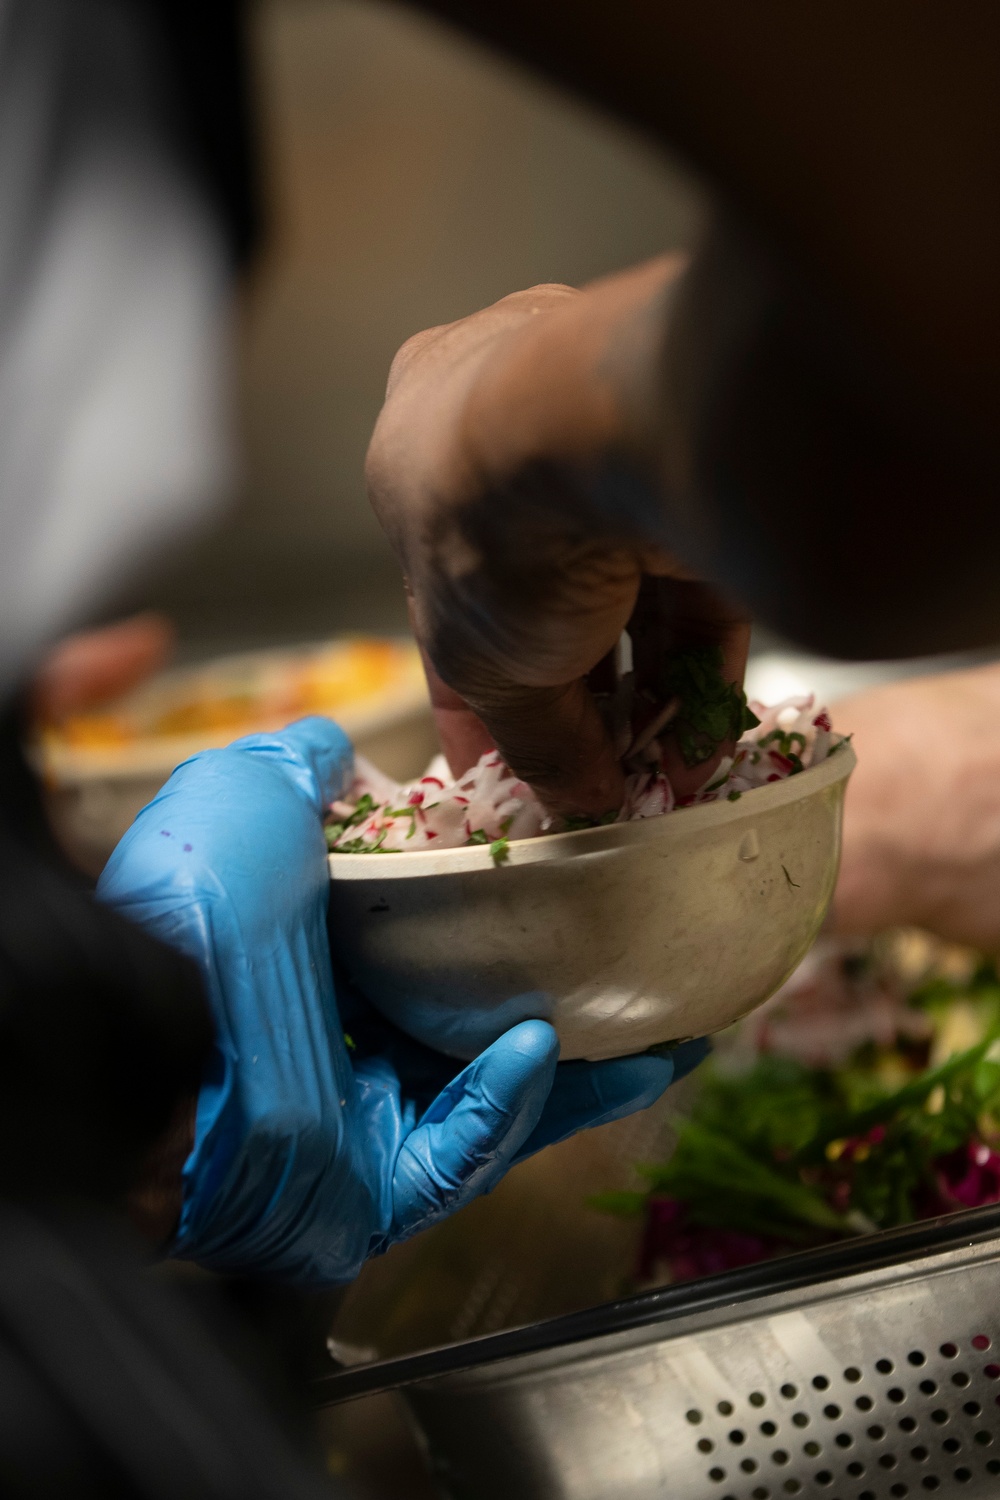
[98,717,707,1285]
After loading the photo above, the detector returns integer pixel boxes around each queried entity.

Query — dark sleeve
[140,0,262,267]
[410,2,1000,658]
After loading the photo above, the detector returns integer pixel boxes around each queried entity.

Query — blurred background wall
[118,0,705,657]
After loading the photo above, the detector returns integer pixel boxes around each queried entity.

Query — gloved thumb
[390,1020,559,1242]
[226,715,354,812]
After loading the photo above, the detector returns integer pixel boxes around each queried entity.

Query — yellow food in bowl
[40,636,425,769]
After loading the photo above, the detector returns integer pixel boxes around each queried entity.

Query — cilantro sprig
[658,645,760,768]
[466,824,513,865]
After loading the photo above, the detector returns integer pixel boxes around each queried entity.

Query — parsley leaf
[659,645,759,768]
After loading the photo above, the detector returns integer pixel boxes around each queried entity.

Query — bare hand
[833,663,1000,949]
[367,264,750,814]
[30,612,175,724]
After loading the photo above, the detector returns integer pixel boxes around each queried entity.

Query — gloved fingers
[331,952,464,1114]
[389,1019,559,1241]
[662,1036,712,1085]
[511,1036,710,1164]
[100,716,353,925]
[226,715,354,811]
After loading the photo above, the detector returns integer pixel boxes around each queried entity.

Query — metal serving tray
[317,1205,1000,1500]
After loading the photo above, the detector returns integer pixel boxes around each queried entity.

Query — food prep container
[35,637,435,873]
[328,746,856,1060]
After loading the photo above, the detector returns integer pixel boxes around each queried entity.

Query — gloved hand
[98,717,706,1285]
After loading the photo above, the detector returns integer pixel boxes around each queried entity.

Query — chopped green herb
[759,729,807,755]
[562,809,619,832]
[370,804,423,839]
[345,793,376,824]
[489,837,510,866]
[758,728,806,774]
[726,789,742,802]
[658,645,760,768]
[465,828,490,845]
[332,834,398,854]
[325,792,382,849]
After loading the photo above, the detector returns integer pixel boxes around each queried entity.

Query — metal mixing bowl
[328,746,856,1060]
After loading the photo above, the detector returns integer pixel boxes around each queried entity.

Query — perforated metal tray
[317,1205,1000,1500]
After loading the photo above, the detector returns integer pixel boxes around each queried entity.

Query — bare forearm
[833,663,1000,948]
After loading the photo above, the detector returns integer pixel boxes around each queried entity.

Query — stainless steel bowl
[328,747,856,1060]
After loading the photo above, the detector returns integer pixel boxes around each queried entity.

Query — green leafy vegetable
[642,1119,855,1237]
[658,645,760,767]
[595,998,1000,1260]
